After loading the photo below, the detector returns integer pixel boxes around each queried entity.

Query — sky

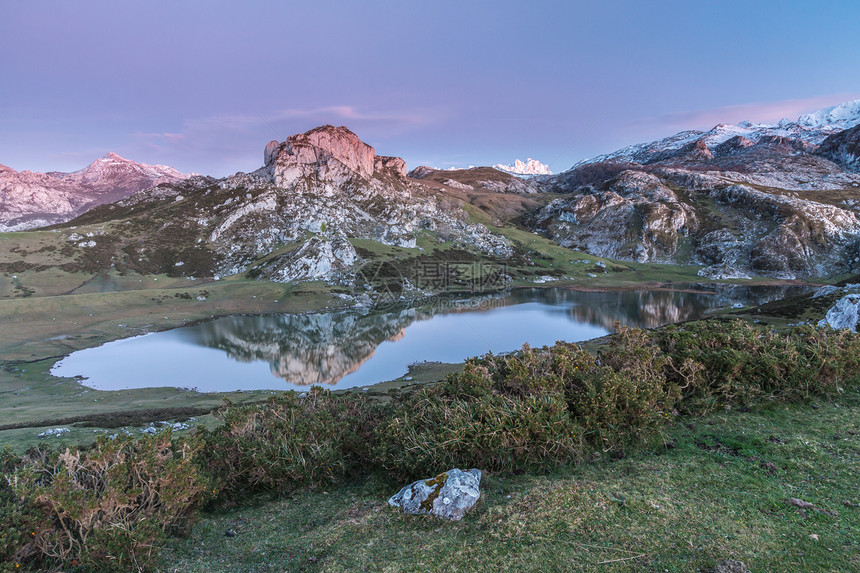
[2,0,860,177]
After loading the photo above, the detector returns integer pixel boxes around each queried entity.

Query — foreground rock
[713,559,750,573]
[388,468,482,521]
[818,294,860,331]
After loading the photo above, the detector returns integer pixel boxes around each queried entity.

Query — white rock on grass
[388,468,482,521]
[818,294,860,331]
[38,428,70,438]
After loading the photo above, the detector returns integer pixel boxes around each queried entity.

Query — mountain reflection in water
[186,309,424,385]
[53,285,812,392]
[181,284,808,387]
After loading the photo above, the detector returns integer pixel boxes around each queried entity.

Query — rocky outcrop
[388,469,482,521]
[529,100,860,278]
[530,171,697,262]
[265,125,376,183]
[818,294,860,331]
[374,155,407,177]
[0,153,190,230]
[200,128,512,280]
[532,169,860,277]
[816,124,860,172]
[256,233,358,283]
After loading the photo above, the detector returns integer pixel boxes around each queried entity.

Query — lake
[52,284,809,392]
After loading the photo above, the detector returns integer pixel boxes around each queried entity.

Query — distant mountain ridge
[576,99,860,168]
[529,99,860,279]
[0,153,191,231]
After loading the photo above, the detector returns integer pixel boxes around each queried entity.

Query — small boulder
[388,468,482,521]
[818,293,860,331]
[714,559,750,573]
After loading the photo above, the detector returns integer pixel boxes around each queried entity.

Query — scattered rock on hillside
[818,294,860,331]
[388,468,482,521]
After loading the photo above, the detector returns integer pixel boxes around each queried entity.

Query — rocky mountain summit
[0,153,191,231]
[53,126,514,291]
[530,100,860,279]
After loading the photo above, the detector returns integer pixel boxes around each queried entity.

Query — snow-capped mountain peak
[494,158,552,176]
[575,99,860,168]
[797,99,860,130]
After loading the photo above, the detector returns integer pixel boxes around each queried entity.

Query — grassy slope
[160,395,860,572]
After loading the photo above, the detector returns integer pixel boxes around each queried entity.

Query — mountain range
[530,100,860,279]
[3,100,860,287]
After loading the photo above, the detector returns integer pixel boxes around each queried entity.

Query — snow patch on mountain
[494,158,552,176]
[798,100,860,130]
[576,99,860,168]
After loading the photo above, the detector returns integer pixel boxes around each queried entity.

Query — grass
[158,394,860,572]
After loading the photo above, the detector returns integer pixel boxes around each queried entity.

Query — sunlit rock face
[265,125,376,184]
[188,307,425,385]
[202,125,512,280]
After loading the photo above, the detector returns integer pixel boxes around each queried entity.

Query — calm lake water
[52,285,810,392]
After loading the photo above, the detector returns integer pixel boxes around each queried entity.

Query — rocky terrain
[16,126,518,296]
[0,153,191,231]
[529,100,860,279]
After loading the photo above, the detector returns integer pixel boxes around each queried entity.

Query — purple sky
[2,1,860,176]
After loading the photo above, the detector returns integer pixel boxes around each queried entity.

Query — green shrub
[0,449,50,572]
[204,388,385,493]
[565,326,679,452]
[656,321,860,411]
[375,345,590,479]
[9,432,210,572]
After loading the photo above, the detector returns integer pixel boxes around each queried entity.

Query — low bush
[375,362,585,478]
[7,432,210,572]
[203,388,385,493]
[656,321,860,411]
[565,326,680,452]
[0,449,49,572]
